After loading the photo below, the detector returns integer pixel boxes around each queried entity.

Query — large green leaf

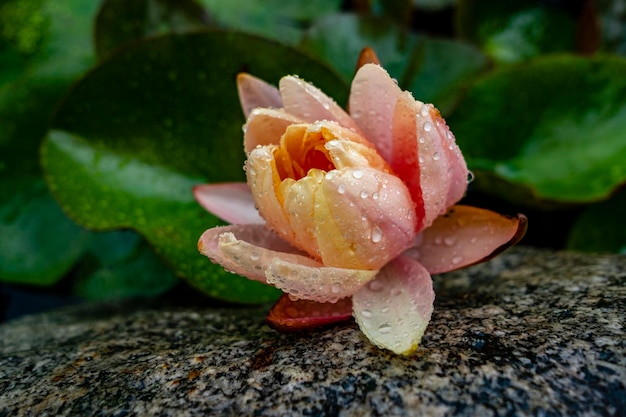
[456,0,577,63]
[448,55,626,207]
[300,13,488,115]
[567,190,626,254]
[0,0,104,285]
[73,230,178,300]
[41,31,349,303]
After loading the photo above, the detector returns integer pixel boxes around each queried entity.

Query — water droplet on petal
[378,323,392,334]
[433,151,441,161]
[381,306,390,313]
[337,184,346,194]
[452,256,464,264]
[331,283,342,294]
[467,171,475,183]
[371,226,383,243]
[250,252,260,261]
[360,190,369,199]
[368,280,384,292]
[424,122,433,132]
[391,288,402,297]
[444,236,456,246]
[418,137,425,144]
[361,309,373,318]
[434,236,443,245]
[352,170,364,179]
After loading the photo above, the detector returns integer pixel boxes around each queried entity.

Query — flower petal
[266,294,353,332]
[432,109,468,208]
[279,76,360,131]
[353,255,434,355]
[193,183,264,224]
[349,64,402,162]
[404,205,528,274]
[316,167,417,270]
[198,224,305,283]
[266,258,378,303]
[237,73,283,118]
[244,108,302,153]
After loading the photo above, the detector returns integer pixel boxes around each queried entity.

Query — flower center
[273,124,335,182]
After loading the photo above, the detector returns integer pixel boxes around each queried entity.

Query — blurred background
[1,0,625,322]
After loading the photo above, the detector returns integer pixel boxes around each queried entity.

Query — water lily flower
[195,52,527,355]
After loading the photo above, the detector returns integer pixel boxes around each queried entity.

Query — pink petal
[198,224,305,283]
[349,64,402,162]
[404,205,528,275]
[266,259,378,303]
[279,76,360,131]
[237,73,282,118]
[266,295,353,332]
[432,109,468,208]
[353,255,434,355]
[193,183,264,225]
[244,108,301,153]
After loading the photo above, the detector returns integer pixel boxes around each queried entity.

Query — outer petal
[266,258,377,303]
[246,145,295,244]
[315,167,417,270]
[237,73,282,118]
[267,295,353,332]
[244,108,302,153]
[193,183,264,225]
[353,255,434,355]
[198,224,304,283]
[349,63,402,161]
[404,205,528,275]
[279,76,360,132]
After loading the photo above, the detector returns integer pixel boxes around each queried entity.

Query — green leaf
[567,190,626,254]
[0,178,91,285]
[73,230,178,300]
[448,55,626,207]
[456,0,577,63]
[41,31,349,303]
[199,0,342,46]
[300,13,488,115]
[0,0,103,286]
[94,0,212,59]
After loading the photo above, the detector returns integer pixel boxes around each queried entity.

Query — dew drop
[381,306,390,313]
[418,136,426,144]
[434,236,443,245]
[337,184,346,194]
[433,151,441,161]
[421,105,429,116]
[368,280,384,292]
[391,288,402,297]
[467,171,475,183]
[444,236,456,246]
[470,237,478,244]
[360,190,369,199]
[331,283,342,294]
[424,121,433,132]
[452,255,464,264]
[352,170,364,179]
[250,252,260,261]
[378,323,392,334]
[371,226,383,243]
[361,309,373,318]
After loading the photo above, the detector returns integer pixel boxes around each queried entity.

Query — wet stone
[1,247,625,416]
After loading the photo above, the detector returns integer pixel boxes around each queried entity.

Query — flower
[195,52,527,355]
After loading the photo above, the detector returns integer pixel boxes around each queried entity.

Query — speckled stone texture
[1,247,624,417]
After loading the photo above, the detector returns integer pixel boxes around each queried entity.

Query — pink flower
[195,58,527,355]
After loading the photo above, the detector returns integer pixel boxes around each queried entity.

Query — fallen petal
[266,258,378,303]
[353,255,434,355]
[404,205,528,274]
[279,76,360,131]
[267,294,353,332]
[193,183,264,225]
[237,73,282,118]
[198,224,306,283]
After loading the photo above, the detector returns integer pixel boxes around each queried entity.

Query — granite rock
[1,247,625,417]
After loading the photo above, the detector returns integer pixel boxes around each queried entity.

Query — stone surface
[0,247,625,417]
